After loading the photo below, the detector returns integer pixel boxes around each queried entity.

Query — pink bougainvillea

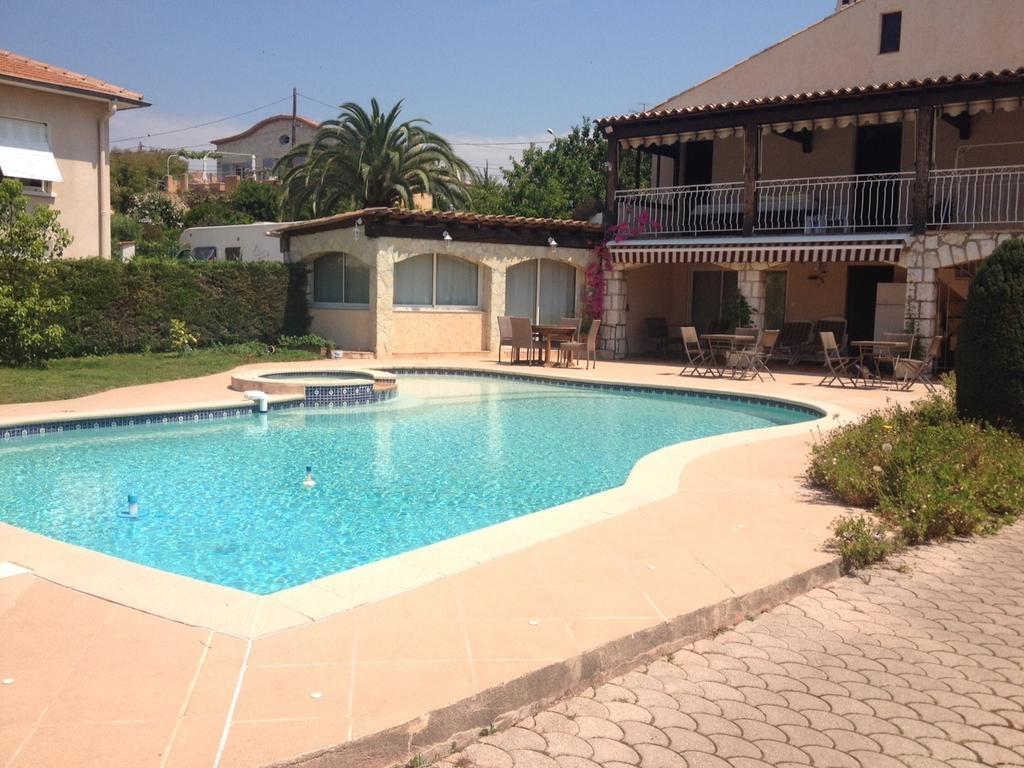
[581,212,661,322]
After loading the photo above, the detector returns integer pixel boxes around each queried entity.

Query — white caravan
[178,223,290,262]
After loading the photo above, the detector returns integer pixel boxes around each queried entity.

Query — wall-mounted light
[548,236,558,248]
[442,230,452,248]
[353,217,363,241]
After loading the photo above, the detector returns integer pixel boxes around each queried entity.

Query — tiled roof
[212,115,320,145]
[0,49,147,106]
[272,207,604,237]
[597,67,1024,128]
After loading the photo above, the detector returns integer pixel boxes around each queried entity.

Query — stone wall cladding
[902,230,1021,346]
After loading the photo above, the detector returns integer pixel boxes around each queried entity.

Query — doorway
[854,123,903,228]
[845,265,895,342]
[691,269,738,333]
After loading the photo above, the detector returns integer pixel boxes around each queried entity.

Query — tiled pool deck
[0,356,925,767]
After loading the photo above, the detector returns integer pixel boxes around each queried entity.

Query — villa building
[599,0,1024,366]
[0,49,149,258]
[274,209,601,356]
[211,114,318,179]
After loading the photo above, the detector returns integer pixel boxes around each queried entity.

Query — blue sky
[5,0,835,171]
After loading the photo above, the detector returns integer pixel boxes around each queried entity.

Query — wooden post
[742,121,759,236]
[913,105,935,235]
[606,133,619,227]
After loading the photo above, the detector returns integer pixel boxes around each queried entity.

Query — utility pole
[291,87,298,147]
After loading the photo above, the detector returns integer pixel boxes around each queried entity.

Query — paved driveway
[442,522,1024,768]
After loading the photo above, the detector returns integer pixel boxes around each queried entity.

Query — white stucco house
[0,49,149,258]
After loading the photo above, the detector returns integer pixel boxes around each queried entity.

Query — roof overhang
[608,233,910,265]
[0,74,150,109]
[274,208,604,250]
[599,69,1024,141]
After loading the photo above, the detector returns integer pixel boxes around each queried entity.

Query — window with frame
[394,253,479,308]
[505,259,576,324]
[225,247,242,262]
[312,253,370,305]
[879,11,902,53]
[0,116,62,193]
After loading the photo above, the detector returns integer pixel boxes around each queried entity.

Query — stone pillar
[600,265,628,359]
[736,267,767,328]
[487,263,506,352]
[905,260,939,354]
[373,246,395,357]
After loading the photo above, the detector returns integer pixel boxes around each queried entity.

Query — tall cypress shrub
[956,238,1024,434]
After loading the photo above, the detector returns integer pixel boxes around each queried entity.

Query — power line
[110,96,292,144]
[297,92,552,149]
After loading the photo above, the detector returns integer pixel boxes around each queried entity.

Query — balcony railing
[756,172,914,233]
[615,181,744,237]
[614,165,1024,239]
[929,165,1024,229]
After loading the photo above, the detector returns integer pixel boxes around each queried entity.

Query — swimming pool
[0,374,816,594]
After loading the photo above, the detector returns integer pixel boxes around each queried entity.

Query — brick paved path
[440,523,1024,768]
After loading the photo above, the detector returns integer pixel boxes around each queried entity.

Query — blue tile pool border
[0,367,820,443]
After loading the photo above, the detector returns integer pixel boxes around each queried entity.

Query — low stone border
[271,555,843,768]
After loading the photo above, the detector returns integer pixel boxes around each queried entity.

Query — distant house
[600,0,1024,364]
[0,49,149,258]
[211,115,318,178]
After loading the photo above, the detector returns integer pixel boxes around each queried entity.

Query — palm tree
[277,99,472,218]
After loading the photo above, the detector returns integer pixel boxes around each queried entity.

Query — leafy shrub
[169,319,197,354]
[34,260,309,357]
[0,178,72,366]
[0,283,69,366]
[111,213,144,245]
[826,516,898,571]
[277,334,333,351]
[956,237,1024,434]
[809,384,1024,564]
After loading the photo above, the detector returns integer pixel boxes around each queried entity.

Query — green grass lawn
[0,347,320,405]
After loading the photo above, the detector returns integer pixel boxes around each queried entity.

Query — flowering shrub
[810,381,1024,569]
[582,212,661,323]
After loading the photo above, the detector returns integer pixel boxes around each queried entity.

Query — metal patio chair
[819,331,860,387]
[679,326,710,376]
[895,335,943,392]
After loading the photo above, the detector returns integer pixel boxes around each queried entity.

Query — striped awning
[608,234,909,265]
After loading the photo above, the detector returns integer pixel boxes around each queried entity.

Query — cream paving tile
[249,614,356,666]
[219,717,350,768]
[40,662,198,725]
[233,663,350,721]
[464,617,579,661]
[10,720,176,768]
[161,715,225,768]
[350,659,477,721]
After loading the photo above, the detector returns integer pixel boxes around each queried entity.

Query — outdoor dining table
[700,333,755,378]
[532,324,577,367]
[850,339,911,387]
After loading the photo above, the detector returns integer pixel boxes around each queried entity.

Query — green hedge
[40,260,310,357]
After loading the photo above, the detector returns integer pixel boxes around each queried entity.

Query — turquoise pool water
[0,375,815,594]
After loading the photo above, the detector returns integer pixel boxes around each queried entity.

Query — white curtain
[313,254,344,303]
[435,254,478,306]
[505,260,538,321]
[343,257,371,305]
[538,260,576,324]
[394,254,434,305]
